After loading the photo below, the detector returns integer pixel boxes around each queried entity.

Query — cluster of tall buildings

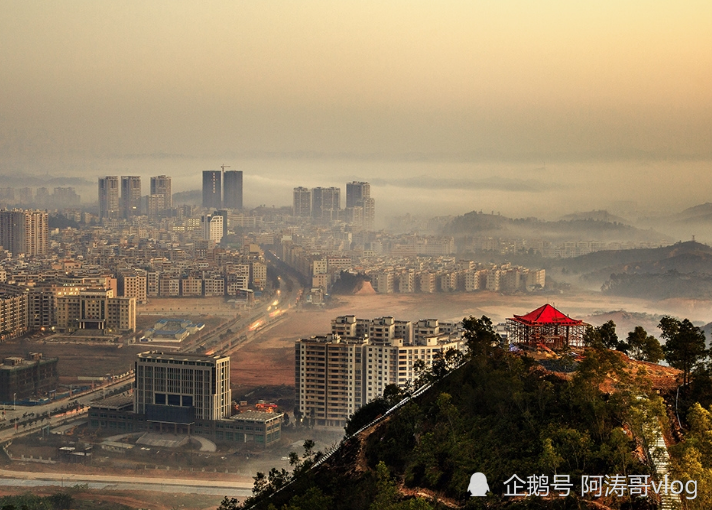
[98,175,173,220]
[202,170,243,210]
[295,315,465,428]
[293,181,375,230]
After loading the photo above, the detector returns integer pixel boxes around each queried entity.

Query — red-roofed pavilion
[506,304,587,349]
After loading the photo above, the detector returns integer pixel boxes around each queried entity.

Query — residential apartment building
[296,316,464,428]
[0,284,28,340]
[293,187,311,217]
[0,210,48,257]
[118,271,147,304]
[98,176,120,220]
[120,176,142,219]
[150,175,172,211]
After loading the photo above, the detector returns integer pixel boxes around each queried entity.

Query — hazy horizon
[1,2,711,223]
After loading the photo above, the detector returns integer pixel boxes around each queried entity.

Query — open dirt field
[230,290,712,393]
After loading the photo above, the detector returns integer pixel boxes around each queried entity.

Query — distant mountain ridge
[444,210,669,243]
[559,209,631,224]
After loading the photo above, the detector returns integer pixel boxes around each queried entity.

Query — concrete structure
[118,271,147,304]
[346,181,370,208]
[293,187,311,218]
[296,316,464,428]
[150,175,172,211]
[0,284,28,340]
[202,171,222,209]
[88,394,283,447]
[141,319,204,343]
[223,170,243,210]
[120,176,142,219]
[202,214,223,244]
[134,351,231,423]
[56,289,136,333]
[0,210,48,257]
[311,187,340,222]
[0,353,58,402]
[98,176,120,220]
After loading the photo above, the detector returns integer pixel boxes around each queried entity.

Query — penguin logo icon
[468,472,490,496]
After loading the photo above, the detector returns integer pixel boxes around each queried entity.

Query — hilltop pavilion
[506,304,586,349]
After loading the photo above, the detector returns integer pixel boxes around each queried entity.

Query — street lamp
[13,393,16,411]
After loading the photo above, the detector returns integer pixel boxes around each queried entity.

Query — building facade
[0,284,28,340]
[98,176,120,220]
[295,316,464,428]
[0,353,58,402]
[223,170,243,210]
[202,171,222,209]
[56,290,136,333]
[0,210,48,257]
[134,351,231,422]
[293,187,311,217]
[311,187,340,221]
[150,175,172,211]
[120,176,142,219]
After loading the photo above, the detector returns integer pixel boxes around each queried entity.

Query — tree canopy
[659,317,708,386]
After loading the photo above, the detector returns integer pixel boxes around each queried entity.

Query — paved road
[0,377,134,441]
[0,468,251,497]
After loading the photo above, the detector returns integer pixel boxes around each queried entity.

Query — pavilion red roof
[508,304,583,326]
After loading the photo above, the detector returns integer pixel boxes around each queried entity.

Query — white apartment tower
[202,214,224,244]
[0,210,48,257]
[296,316,463,428]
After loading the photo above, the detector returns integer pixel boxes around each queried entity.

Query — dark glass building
[223,170,243,209]
[202,171,222,209]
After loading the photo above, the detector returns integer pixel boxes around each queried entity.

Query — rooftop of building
[90,393,134,410]
[137,351,229,363]
[0,354,57,370]
[229,410,284,423]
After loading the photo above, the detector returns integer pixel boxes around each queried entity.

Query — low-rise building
[0,353,58,401]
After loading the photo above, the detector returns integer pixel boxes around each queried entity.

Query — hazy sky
[1,1,711,218]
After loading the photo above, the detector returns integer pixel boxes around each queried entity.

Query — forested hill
[444,210,668,243]
[229,345,670,510]
[558,240,712,276]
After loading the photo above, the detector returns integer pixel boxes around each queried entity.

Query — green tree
[461,315,499,356]
[625,326,664,363]
[598,320,619,349]
[659,317,708,386]
[370,461,433,510]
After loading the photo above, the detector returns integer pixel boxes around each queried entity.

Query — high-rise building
[0,210,48,257]
[346,181,375,230]
[346,181,370,208]
[150,175,172,210]
[121,176,142,219]
[361,196,376,231]
[202,171,222,209]
[295,316,464,428]
[293,187,311,217]
[98,176,120,220]
[223,171,243,210]
[134,351,231,421]
[202,213,224,244]
[311,187,340,221]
